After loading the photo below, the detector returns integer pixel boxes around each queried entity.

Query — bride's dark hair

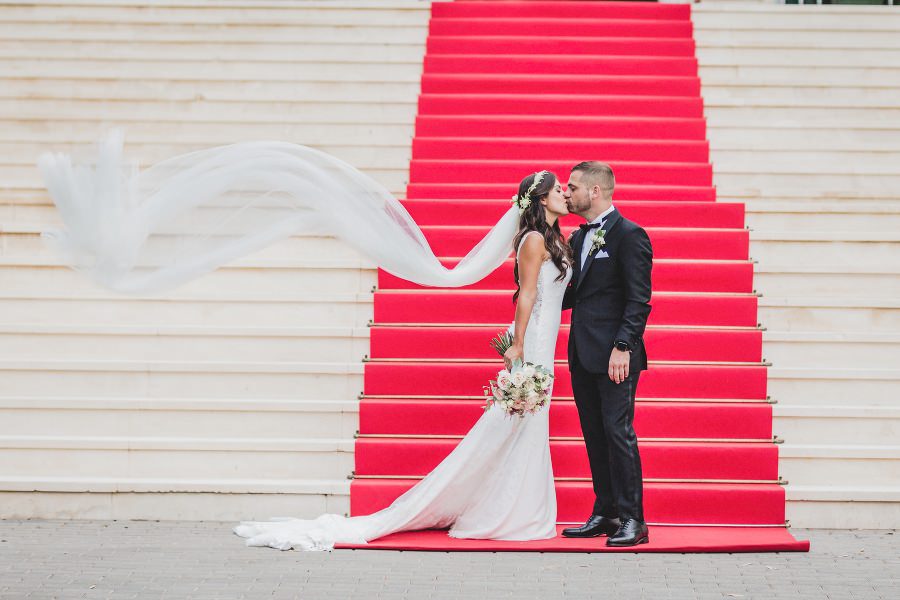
[512,171,572,303]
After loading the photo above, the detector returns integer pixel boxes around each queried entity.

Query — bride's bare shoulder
[517,230,548,262]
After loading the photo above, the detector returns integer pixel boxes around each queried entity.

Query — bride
[36,134,573,551]
[236,171,573,551]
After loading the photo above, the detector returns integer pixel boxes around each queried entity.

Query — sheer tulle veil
[37,130,519,294]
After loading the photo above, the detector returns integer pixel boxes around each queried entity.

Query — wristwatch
[614,340,631,353]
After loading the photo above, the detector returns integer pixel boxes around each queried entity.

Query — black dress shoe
[606,518,649,547]
[562,515,621,538]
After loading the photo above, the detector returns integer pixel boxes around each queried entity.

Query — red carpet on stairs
[341,0,809,553]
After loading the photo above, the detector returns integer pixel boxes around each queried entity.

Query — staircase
[351,0,806,550]
[0,0,429,520]
[695,2,900,529]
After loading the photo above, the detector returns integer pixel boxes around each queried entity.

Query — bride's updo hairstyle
[511,170,572,303]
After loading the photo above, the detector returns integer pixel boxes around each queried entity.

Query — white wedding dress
[234,232,572,550]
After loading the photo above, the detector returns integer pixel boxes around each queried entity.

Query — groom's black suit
[562,208,653,523]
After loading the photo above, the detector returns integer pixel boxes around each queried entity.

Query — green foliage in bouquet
[489,329,514,358]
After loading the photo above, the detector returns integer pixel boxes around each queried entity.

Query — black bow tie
[579,221,605,232]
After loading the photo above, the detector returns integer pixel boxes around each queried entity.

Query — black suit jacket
[562,209,653,375]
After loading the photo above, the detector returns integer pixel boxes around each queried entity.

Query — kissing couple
[235,161,654,550]
[37,137,653,551]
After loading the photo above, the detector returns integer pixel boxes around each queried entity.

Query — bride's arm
[504,234,545,369]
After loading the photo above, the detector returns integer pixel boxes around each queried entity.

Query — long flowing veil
[37,130,519,295]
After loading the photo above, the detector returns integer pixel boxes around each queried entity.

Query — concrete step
[699,66,900,88]
[745,201,900,231]
[0,295,374,328]
[696,28,900,50]
[0,435,355,481]
[755,267,900,298]
[0,40,426,63]
[762,332,900,371]
[774,406,900,446]
[0,58,424,81]
[0,262,378,298]
[0,22,428,45]
[0,485,351,521]
[693,5,900,31]
[0,359,365,399]
[0,77,423,104]
[708,125,900,152]
[749,232,899,267]
[0,142,413,174]
[780,445,900,488]
[715,173,900,200]
[698,47,900,68]
[0,324,371,364]
[0,98,418,124]
[0,396,360,440]
[768,367,900,407]
[714,151,900,173]
[759,297,900,334]
[785,486,900,529]
[704,86,900,109]
[0,3,432,26]
[706,106,900,127]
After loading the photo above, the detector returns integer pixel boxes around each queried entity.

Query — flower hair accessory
[511,170,548,215]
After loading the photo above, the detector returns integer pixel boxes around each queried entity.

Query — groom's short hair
[571,161,615,198]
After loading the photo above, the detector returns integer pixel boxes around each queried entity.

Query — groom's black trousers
[570,359,644,523]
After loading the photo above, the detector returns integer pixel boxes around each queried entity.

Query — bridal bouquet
[483,330,553,418]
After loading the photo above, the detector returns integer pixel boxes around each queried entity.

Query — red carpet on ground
[352,0,808,553]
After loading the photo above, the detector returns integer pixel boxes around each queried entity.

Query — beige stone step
[768,367,900,407]
[698,46,900,68]
[0,295,374,328]
[780,446,900,488]
[0,40,426,63]
[0,77,423,104]
[0,359,365,399]
[0,22,428,44]
[0,121,417,159]
[0,435,355,481]
[693,5,900,31]
[749,232,900,267]
[0,3,432,26]
[745,201,900,231]
[0,97,418,124]
[714,151,900,173]
[700,66,900,88]
[707,106,900,127]
[0,486,350,521]
[774,406,900,446]
[762,332,900,371]
[715,173,900,200]
[704,86,900,109]
[0,395,360,440]
[696,28,900,50]
[755,267,900,298]
[0,324,371,364]
[759,297,899,334]
[0,58,424,81]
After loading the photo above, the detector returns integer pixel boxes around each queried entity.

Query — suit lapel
[576,209,622,289]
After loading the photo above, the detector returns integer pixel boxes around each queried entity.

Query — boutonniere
[588,228,607,255]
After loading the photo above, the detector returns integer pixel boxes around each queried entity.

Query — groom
[561,161,653,547]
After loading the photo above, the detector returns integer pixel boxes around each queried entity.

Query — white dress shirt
[580,205,616,269]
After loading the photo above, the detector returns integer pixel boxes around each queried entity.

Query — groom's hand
[608,349,630,384]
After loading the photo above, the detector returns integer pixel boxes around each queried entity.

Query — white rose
[511,371,527,387]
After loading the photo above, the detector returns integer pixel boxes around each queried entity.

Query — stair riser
[0,448,354,480]
[427,37,695,57]
[355,440,779,480]
[379,260,754,293]
[412,138,710,163]
[775,415,900,446]
[416,116,707,140]
[756,273,900,298]
[0,333,370,364]
[0,298,374,328]
[430,19,694,39]
[781,457,900,488]
[351,480,787,524]
[370,328,762,363]
[399,200,745,228]
[410,161,713,186]
[0,408,359,440]
[759,305,900,334]
[421,74,701,96]
[751,240,899,269]
[763,340,900,371]
[769,377,899,407]
[375,293,758,327]
[365,363,769,400]
[0,370,364,400]
[417,95,704,118]
[360,400,774,439]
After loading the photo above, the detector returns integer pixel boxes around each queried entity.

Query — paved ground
[0,521,896,599]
